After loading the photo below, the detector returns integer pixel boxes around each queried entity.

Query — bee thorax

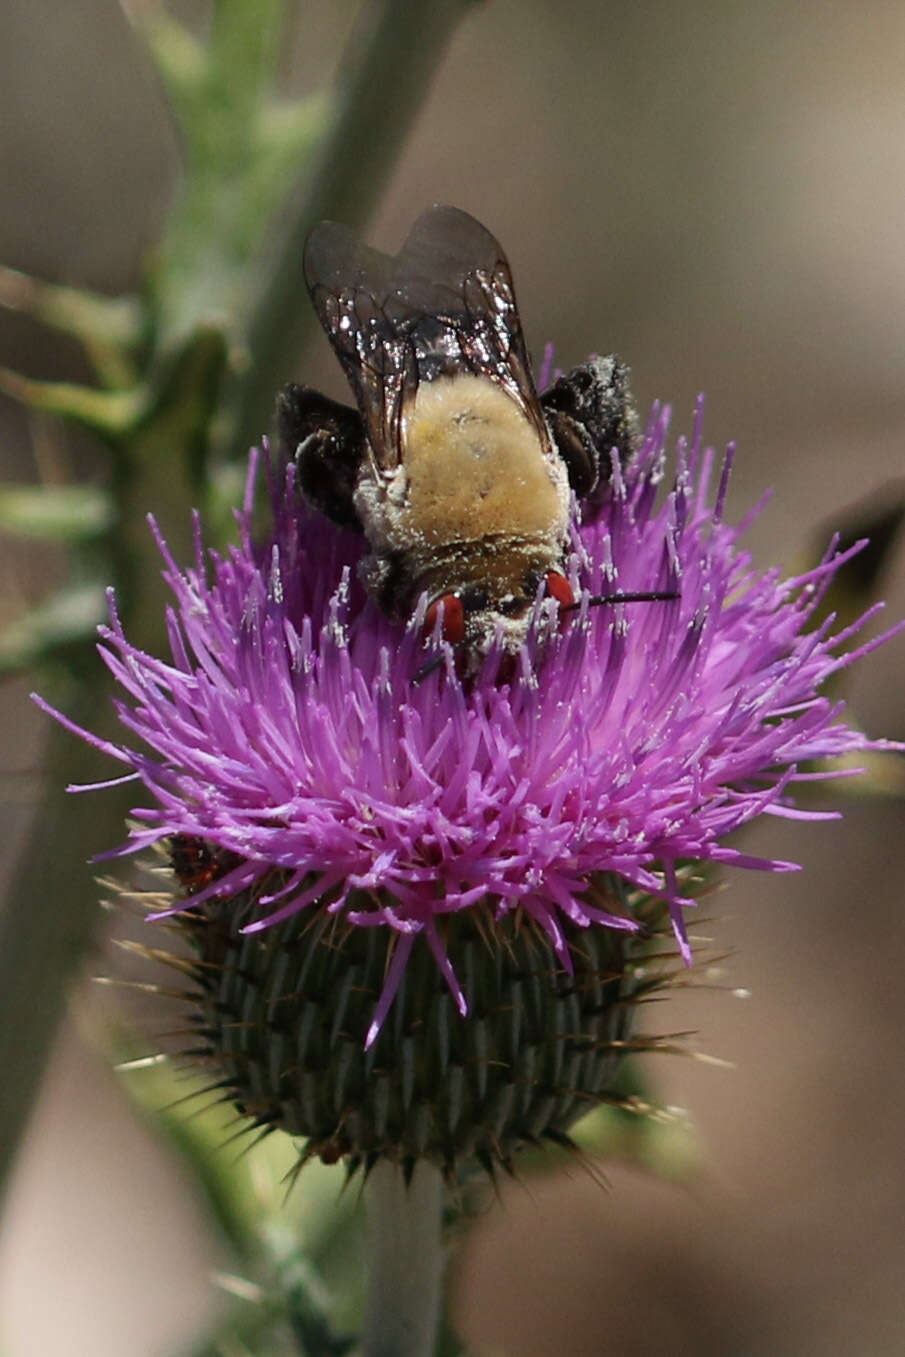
[352,375,571,629]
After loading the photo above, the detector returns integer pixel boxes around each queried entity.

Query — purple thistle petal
[365,933,416,1050]
[66,771,142,793]
[30,693,130,764]
[424,918,469,1018]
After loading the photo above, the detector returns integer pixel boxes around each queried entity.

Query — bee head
[420,572,575,653]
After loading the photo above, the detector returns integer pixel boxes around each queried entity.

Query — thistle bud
[168,874,668,1176]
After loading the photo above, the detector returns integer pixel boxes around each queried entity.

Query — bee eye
[422,593,466,645]
[544,571,575,608]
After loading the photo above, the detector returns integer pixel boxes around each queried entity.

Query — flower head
[40,400,900,1053]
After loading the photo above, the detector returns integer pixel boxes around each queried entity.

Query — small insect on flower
[169,834,239,897]
[278,204,674,666]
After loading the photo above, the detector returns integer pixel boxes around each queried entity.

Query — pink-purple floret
[37,400,901,1044]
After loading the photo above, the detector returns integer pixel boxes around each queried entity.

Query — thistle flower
[37,399,900,1174]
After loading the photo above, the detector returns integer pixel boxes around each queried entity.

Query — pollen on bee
[403,375,564,545]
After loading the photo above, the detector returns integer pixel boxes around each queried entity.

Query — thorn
[362,1151,381,1186]
[110,938,201,976]
[210,1271,265,1304]
[115,1052,168,1073]
[475,1149,502,1202]
[92,975,197,1002]
[342,1155,363,1193]
[281,1146,316,1205]
[228,1122,276,1166]
[158,1078,233,1115]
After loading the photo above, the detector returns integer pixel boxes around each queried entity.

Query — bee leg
[276,383,366,531]
[541,356,638,503]
[359,549,410,621]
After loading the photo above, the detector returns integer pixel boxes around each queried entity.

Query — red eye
[422,593,466,645]
[544,571,575,608]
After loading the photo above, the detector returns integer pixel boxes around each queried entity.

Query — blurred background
[1,1,904,1353]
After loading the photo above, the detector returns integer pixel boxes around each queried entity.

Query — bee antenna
[562,589,680,614]
[412,653,446,684]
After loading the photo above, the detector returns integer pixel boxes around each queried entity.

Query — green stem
[362,1160,446,1357]
[230,0,483,460]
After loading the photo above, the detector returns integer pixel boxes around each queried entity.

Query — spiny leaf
[260,93,332,163]
[0,265,142,388]
[121,4,207,123]
[205,1,285,124]
[0,369,144,440]
[0,484,113,543]
[135,324,229,491]
[138,2,307,350]
[112,1048,361,1352]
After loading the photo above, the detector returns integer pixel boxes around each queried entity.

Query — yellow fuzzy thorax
[402,375,562,546]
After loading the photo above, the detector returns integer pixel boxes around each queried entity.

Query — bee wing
[304,205,548,473]
[305,222,415,472]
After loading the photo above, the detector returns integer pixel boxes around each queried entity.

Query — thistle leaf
[0,369,144,440]
[135,324,229,492]
[121,5,207,122]
[140,1,310,350]
[0,265,142,388]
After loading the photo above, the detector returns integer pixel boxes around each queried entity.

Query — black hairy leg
[276,383,366,530]
[541,356,638,507]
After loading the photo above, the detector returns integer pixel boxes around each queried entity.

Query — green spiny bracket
[147,874,677,1181]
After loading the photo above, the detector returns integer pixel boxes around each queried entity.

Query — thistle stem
[230,0,482,460]
[362,1160,446,1357]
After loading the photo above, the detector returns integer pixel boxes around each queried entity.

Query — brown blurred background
[1,1,904,1353]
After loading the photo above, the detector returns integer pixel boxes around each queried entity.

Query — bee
[279,205,662,662]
